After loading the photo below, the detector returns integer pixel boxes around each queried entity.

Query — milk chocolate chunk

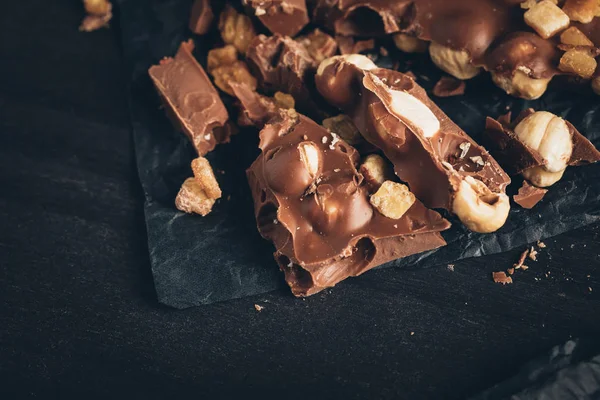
[333,1,409,36]
[189,0,214,35]
[247,110,450,296]
[513,180,547,209]
[243,0,309,37]
[148,40,230,156]
[316,55,511,233]
[246,34,330,118]
[432,76,466,97]
[484,109,600,187]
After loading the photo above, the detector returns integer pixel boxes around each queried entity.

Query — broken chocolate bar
[484,109,600,187]
[243,0,309,37]
[247,110,450,296]
[315,55,511,233]
[513,180,547,209]
[148,40,230,156]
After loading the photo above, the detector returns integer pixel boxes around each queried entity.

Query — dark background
[1,1,599,399]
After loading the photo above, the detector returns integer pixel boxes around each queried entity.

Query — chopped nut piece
[207,45,238,73]
[432,76,466,97]
[360,154,393,192]
[298,29,337,64]
[529,247,538,261]
[458,142,471,159]
[507,267,515,275]
[562,0,597,23]
[273,92,295,109]
[212,61,257,96]
[370,181,416,219]
[175,178,216,216]
[254,304,264,311]
[524,1,570,39]
[514,249,529,268]
[191,157,222,199]
[79,12,112,31]
[520,265,529,270]
[558,49,597,79]
[322,114,362,145]
[448,264,455,271]
[470,156,485,166]
[492,271,513,284]
[218,5,256,54]
[84,0,111,15]
[537,241,547,248]
[560,27,594,46]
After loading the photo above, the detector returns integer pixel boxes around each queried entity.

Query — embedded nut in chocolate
[428,42,481,80]
[491,70,551,100]
[322,114,362,145]
[359,154,391,191]
[370,181,416,220]
[298,142,321,179]
[452,176,510,233]
[393,33,428,54]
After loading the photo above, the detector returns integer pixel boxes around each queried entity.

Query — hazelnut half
[452,176,510,233]
[429,42,481,80]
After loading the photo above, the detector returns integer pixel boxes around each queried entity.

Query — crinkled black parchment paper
[118,0,600,309]
[471,338,600,400]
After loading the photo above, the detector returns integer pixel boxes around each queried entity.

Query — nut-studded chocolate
[247,110,450,296]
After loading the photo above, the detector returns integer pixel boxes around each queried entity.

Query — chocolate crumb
[493,271,513,285]
[529,247,538,261]
[507,267,515,275]
[447,264,455,271]
[379,47,389,57]
[432,76,466,97]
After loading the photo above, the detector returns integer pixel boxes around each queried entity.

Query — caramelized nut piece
[322,114,362,145]
[273,92,295,109]
[452,176,510,233]
[370,181,416,220]
[558,49,598,79]
[207,45,238,73]
[560,27,594,46]
[175,178,216,216]
[84,0,111,15]
[562,0,597,23]
[219,5,256,54]
[491,70,550,100]
[514,111,573,187]
[524,1,570,39]
[393,33,428,53]
[360,154,392,191]
[429,42,481,80]
[212,61,258,96]
[191,157,222,199]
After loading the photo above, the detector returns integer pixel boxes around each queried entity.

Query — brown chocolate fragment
[333,1,409,36]
[316,56,511,233]
[247,111,450,296]
[513,180,548,209]
[148,40,230,155]
[514,249,529,269]
[492,271,513,285]
[243,0,309,37]
[189,0,214,35]
[246,34,330,118]
[336,36,376,55]
[432,76,466,97]
[229,82,282,128]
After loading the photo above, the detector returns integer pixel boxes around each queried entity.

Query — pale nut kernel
[359,154,392,191]
[491,70,550,100]
[298,142,321,179]
[429,42,481,80]
[558,49,597,79]
[322,114,362,145]
[524,0,570,39]
[369,181,416,220]
[316,54,377,77]
[207,45,238,73]
[560,26,594,46]
[521,0,558,9]
[273,92,295,109]
[393,33,428,53]
[522,166,566,187]
[452,176,510,233]
[514,111,573,177]
[562,0,597,23]
[175,178,216,216]
[191,157,222,199]
[218,5,256,54]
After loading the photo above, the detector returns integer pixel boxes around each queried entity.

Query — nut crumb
[493,271,513,285]
[447,264,455,271]
[410,331,415,336]
[254,304,264,311]
[537,241,546,248]
[469,155,485,166]
[458,142,471,159]
[514,249,529,268]
[507,267,515,275]
[322,136,328,144]
[529,247,538,261]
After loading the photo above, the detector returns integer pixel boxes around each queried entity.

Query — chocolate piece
[316,56,511,233]
[432,76,466,97]
[297,29,338,63]
[513,180,547,209]
[247,111,450,296]
[246,34,330,118]
[333,1,409,37]
[229,82,280,128]
[336,36,376,55]
[189,0,214,35]
[243,0,309,37]
[484,109,600,175]
[149,40,229,155]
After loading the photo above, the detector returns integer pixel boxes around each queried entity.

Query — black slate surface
[1,1,600,399]
[120,0,600,307]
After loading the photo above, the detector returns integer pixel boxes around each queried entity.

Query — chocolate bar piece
[247,110,450,296]
[513,180,547,209]
[316,55,511,233]
[148,40,230,156]
[484,109,600,187]
[189,0,214,35]
[243,0,309,37]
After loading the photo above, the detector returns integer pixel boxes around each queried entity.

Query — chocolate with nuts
[247,110,450,296]
[316,55,511,233]
[148,40,230,156]
[243,0,309,37]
